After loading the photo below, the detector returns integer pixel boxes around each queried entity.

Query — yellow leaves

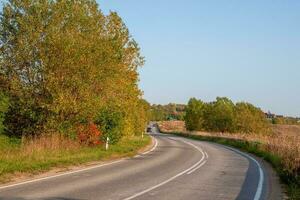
[1,0,148,137]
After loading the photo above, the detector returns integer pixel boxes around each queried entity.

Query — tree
[203,97,236,132]
[185,98,205,131]
[0,0,147,140]
[235,102,269,134]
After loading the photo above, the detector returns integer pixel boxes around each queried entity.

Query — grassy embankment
[0,134,151,184]
[158,121,300,200]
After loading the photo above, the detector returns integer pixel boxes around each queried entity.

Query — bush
[77,123,102,146]
[3,96,49,137]
[95,107,124,144]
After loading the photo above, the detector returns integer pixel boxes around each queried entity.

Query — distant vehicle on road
[147,127,152,132]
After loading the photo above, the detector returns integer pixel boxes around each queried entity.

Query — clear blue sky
[99,0,300,117]
[0,1,299,117]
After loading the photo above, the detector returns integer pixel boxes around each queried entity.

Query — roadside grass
[166,131,299,200]
[0,134,151,184]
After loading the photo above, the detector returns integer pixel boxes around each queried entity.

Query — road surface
[0,125,283,200]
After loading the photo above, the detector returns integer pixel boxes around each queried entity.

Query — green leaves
[185,98,205,131]
[0,0,148,139]
[185,97,269,134]
[0,93,9,134]
[95,106,125,144]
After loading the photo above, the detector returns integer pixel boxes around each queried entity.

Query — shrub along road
[0,126,283,200]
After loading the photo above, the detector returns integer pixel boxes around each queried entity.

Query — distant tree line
[271,116,300,125]
[0,0,150,144]
[185,97,269,134]
[150,104,186,121]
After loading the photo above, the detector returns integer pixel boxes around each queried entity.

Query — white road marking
[187,160,207,175]
[123,137,207,200]
[176,139,207,174]
[0,135,159,191]
[205,151,209,158]
[0,159,124,190]
[142,137,158,155]
[170,138,208,174]
[224,146,264,200]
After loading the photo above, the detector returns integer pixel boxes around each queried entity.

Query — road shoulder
[0,135,155,188]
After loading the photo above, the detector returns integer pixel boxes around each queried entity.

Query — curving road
[0,125,283,200]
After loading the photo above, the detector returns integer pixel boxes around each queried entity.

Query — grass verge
[166,131,299,200]
[0,134,151,184]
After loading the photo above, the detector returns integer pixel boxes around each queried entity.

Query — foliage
[0,0,149,139]
[272,116,300,125]
[95,106,125,144]
[204,97,236,132]
[132,99,151,135]
[0,93,9,134]
[77,123,102,146]
[3,95,49,137]
[185,98,205,130]
[0,134,151,184]
[184,97,269,134]
[150,104,186,121]
[235,102,269,134]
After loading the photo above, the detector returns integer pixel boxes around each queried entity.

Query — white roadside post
[105,137,110,150]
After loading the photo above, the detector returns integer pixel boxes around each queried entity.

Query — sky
[0,1,299,117]
[98,0,300,117]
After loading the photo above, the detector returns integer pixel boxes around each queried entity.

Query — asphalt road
[0,125,283,200]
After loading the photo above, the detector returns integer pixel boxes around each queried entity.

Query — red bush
[77,123,102,146]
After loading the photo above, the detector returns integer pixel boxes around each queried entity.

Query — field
[158,120,300,199]
[0,134,151,184]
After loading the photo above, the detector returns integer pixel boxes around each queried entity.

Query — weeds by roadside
[0,134,151,184]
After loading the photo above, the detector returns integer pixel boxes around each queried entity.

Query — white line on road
[0,159,124,190]
[123,137,207,200]
[142,136,158,155]
[205,151,209,158]
[224,146,264,200]
[0,136,159,191]
[187,160,207,175]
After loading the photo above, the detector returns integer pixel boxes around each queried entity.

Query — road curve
[0,126,283,200]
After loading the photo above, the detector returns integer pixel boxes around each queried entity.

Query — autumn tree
[235,102,269,134]
[0,0,148,142]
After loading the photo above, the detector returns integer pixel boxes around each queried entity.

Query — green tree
[185,98,205,131]
[235,102,269,134]
[95,106,124,144]
[204,97,236,132]
[0,0,147,139]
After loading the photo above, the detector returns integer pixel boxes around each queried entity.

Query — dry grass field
[158,120,300,181]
